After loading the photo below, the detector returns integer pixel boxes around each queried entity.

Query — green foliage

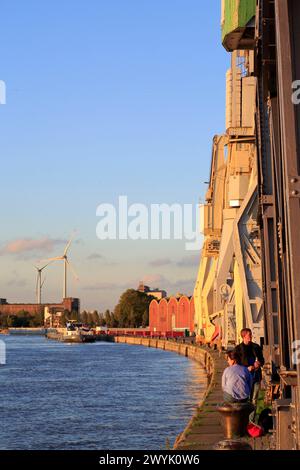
[98,312,106,326]
[113,289,154,328]
[10,315,30,327]
[81,311,88,325]
[92,310,100,326]
[142,309,149,328]
[80,310,107,327]
[104,309,118,328]
[0,310,41,328]
[59,312,67,326]
[30,311,44,327]
[69,310,80,322]
[255,390,267,423]
[0,315,9,327]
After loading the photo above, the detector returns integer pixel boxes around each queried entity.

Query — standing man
[235,329,264,417]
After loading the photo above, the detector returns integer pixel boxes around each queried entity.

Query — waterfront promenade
[115,337,274,450]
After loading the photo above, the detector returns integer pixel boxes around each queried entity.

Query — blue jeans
[223,392,249,403]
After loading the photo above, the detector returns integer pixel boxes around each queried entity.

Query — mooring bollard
[217,402,255,439]
[213,439,252,451]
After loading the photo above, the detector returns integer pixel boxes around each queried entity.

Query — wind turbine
[34,263,51,304]
[42,235,79,299]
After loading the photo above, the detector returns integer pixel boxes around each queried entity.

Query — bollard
[214,439,252,451]
[217,402,254,439]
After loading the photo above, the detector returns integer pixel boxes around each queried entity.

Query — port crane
[194,0,300,449]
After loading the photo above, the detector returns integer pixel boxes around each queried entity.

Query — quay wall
[8,327,47,335]
[114,336,214,375]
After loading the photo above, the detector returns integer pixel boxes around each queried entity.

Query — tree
[0,315,8,327]
[11,311,32,327]
[92,310,100,326]
[30,311,44,327]
[70,310,80,322]
[142,309,148,328]
[104,310,113,327]
[98,312,106,326]
[113,289,154,328]
[60,312,67,327]
[81,311,88,325]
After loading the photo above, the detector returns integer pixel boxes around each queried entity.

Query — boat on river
[46,321,96,343]
[0,329,9,335]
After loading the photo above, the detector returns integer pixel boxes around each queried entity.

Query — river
[0,336,206,450]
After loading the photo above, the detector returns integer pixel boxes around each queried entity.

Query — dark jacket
[234,342,264,383]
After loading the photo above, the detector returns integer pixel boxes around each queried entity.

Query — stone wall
[114,336,214,379]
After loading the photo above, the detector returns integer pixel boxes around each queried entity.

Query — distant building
[44,306,67,328]
[137,281,167,301]
[149,295,195,334]
[0,298,80,327]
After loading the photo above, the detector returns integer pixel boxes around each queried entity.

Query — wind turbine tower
[43,235,79,299]
[34,263,51,304]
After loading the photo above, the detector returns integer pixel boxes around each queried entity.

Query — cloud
[148,255,200,268]
[86,254,118,267]
[149,258,172,267]
[0,237,66,257]
[141,274,194,297]
[142,274,168,286]
[83,279,131,291]
[168,278,195,295]
[83,282,117,291]
[87,253,105,261]
[6,278,28,288]
[82,274,195,309]
[4,270,29,288]
[176,254,200,267]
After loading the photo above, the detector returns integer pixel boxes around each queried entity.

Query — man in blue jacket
[222,350,253,403]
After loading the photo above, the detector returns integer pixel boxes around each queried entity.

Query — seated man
[222,350,253,403]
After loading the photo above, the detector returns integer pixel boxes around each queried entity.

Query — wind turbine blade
[40,261,54,271]
[66,259,79,281]
[41,277,46,288]
[39,257,64,263]
[64,234,75,256]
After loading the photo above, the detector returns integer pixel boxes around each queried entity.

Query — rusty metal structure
[255,0,300,451]
[194,0,300,449]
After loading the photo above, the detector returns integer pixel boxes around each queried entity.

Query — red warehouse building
[157,298,169,332]
[149,296,195,334]
[168,297,178,330]
[149,299,159,332]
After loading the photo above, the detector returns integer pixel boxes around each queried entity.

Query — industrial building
[0,298,80,325]
[149,296,195,335]
[137,281,167,301]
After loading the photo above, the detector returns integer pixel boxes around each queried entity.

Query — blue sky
[0,0,229,311]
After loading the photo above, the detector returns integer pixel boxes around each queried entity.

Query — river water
[0,336,206,450]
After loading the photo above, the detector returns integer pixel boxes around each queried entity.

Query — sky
[0,0,229,311]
